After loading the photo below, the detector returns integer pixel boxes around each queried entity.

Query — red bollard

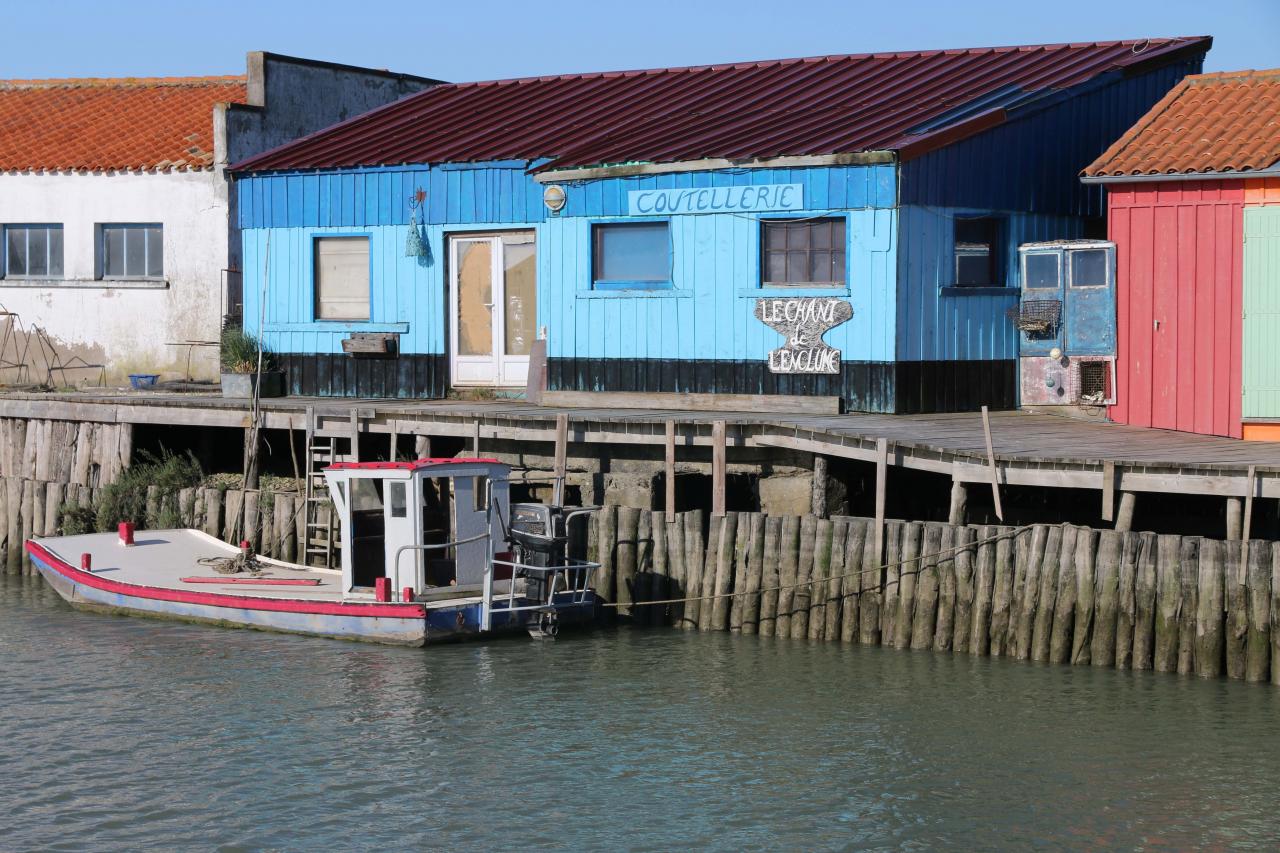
[375,577,391,602]
[118,521,135,546]
[401,586,414,603]
[80,553,92,573]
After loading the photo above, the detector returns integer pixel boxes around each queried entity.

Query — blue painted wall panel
[896,205,1084,361]
[899,59,1202,217]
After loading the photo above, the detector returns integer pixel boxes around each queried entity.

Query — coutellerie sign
[628,183,803,216]
[754,297,853,374]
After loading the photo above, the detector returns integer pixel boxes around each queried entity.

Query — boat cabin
[323,458,509,600]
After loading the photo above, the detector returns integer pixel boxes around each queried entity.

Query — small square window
[954,217,1003,287]
[315,237,371,320]
[1023,253,1060,290]
[388,482,407,518]
[592,222,670,288]
[3,225,64,279]
[761,218,845,287]
[1069,249,1108,288]
[100,224,162,279]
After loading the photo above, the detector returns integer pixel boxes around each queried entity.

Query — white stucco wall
[0,169,228,384]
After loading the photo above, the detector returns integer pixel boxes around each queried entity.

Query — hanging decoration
[405,188,429,259]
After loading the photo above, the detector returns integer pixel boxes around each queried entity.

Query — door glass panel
[1024,253,1059,289]
[457,241,493,356]
[388,482,407,518]
[1070,249,1107,287]
[503,241,536,356]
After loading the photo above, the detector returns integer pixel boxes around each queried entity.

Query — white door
[382,478,420,593]
[449,232,537,387]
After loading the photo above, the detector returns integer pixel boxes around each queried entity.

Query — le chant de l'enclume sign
[754,297,853,375]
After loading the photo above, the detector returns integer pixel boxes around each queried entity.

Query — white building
[0,55,437,385]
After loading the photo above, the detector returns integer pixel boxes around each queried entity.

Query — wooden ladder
[303,406,354,569]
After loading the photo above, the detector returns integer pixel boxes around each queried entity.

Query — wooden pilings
[574,509,1280,685]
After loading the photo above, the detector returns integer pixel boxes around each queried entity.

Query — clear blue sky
[4,0,1276,80]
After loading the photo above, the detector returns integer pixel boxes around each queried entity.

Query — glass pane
[456,240,493,356]
[124,226,145,277]
[765,252,786,284]
[787,223,808,250]
[388,482,406,518]
[1070,249,1107,287]
[27,228,47,276]
[810,251,831,282]
[1024,253,1060,289]
[833,251,845,284]
[146,226,163,277]
[503,240,536,356]
[48,227,63,277]
[349,478,383,512]
[764,223,787,250]
[103,227,124,277]
[811,221,832,249]
[956,251,992,286]
[6,228,27,276]
[594,223,668,282]
[833,221,846,249]
[315,237,370,320]
[787,251,806,283]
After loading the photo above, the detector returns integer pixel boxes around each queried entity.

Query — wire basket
[1007,299,1061,334]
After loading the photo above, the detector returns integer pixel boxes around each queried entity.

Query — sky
[3,0,1276,81]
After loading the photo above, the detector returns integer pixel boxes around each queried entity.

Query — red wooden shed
[1083,69,1280,439]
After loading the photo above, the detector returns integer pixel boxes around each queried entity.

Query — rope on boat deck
[597,522,1037,609]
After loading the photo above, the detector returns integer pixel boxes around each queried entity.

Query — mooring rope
[598,522,1037,609]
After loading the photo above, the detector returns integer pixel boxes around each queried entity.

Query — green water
[2,572,1279,851]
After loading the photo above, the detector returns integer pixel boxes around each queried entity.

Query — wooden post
[879,521,902,644]
[776,515,801,638]
[1242,465,1257,542]
[893,522,922,650]
[858,522,882,647]
[791,514,816,640]
[1092,530,1122,668]
[615,507,639,619]
[552,413,568,506]
[666,511,690,628]
[664,420,676,522]
[1115,532,1140,669]
[710,513,737,632]
[811,455,829,519]
[1070,527,1098,665]
[1225,539,1247,679]
[807,518,835,641]
[743,512,766,635]
[840,520,868,644]
[910,523,943,650]
[242,426,260,491]
[1177,537,1200,675]
[1102,461,1116,522]
[1227,497,1244,541]
[729,512,751,632]
[980,405,1003,522]
[389,420,399,463]
[1133,533,1159,671]
[874,438,888,566]
[1115,491,1136,532]
[971,525,997,656]
[1197,537,1225,679]
[759,516,782,637]
[349,410,361,463]
[470,419,480,459]
[1245,540,1271,683]
[947,480,967,526]
[596,506,617,608]
[711,420,726,518]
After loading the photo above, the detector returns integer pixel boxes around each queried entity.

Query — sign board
[754,297,853,374]
[628,183,803,216]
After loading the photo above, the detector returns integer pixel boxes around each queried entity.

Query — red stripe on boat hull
[24,540,426,619]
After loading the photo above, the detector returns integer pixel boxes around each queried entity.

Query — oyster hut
[230,37,1209,413]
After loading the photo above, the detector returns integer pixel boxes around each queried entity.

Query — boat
[25,457,601,646]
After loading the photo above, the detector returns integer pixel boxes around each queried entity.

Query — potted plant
[220,327,284,398]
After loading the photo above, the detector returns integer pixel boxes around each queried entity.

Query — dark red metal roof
[232,37,1211,174]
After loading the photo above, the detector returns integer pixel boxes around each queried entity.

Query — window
[315,236,370,320]
[388,482,407,518]
[1023,253,1060,290]
[100,224,162,279]
[4,225,63,278]
[592,222,670,288]
[954,217,1003,287]
[1069,249,1108,288]
[762,218,846,287]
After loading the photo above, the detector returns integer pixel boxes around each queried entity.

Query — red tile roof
[232,37,1210,174]
[1084,68,1280,178]
[0,76,247,173]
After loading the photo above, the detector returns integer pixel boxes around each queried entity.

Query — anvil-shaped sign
[754,297,853,374]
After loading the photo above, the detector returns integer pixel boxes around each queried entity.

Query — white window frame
[313,235,372,321]
[3,224,64,279]
[99,223,163,280]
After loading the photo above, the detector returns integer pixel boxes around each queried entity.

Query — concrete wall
[0,169,228,383]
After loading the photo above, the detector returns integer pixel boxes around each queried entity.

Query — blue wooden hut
[230,37,1209,412]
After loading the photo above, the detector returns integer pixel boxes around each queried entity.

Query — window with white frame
[100,224,163,279]
[3,225,64,278]
[315,236,371,320]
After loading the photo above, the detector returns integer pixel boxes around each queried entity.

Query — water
[3,574,1280,852]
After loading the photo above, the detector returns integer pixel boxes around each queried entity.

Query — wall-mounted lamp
[543,184,567,214]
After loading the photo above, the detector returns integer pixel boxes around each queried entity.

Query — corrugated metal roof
[232,37,1211,174]
[0,76,247,173]
[1084,68,1280,178]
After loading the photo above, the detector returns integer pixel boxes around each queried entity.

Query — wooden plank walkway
[5,390,1280,497]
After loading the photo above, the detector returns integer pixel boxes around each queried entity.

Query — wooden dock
[4,390,1280,533]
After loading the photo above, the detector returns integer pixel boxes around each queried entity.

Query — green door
[1243,206,1280,418]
